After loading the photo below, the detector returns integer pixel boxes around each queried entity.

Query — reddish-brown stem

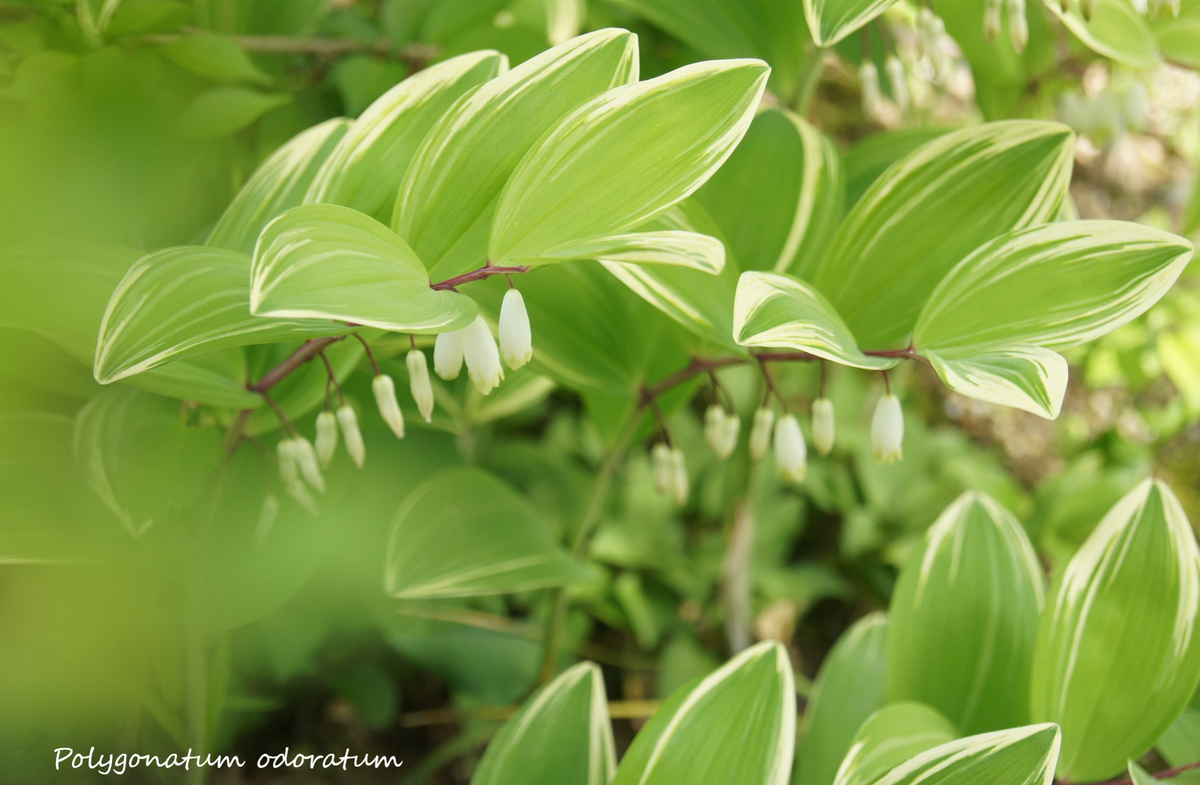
[640,357,748,403]
[251,336,345,393]
[1086,761,1200,785]
[319,351,344,406]
[430,265,529,291]
[351,332,381,375]
[864,345,930,364]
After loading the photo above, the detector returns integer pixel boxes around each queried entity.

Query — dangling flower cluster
[651,443,689,507]
[859,61,883,121]
[984,0,1028,52]
[434,289,532,395]
[703,404,741,460]
[871,393,905,464]
[916,7,947,76]
[277,433,325,512]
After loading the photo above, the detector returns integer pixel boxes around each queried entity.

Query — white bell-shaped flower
[315,411,338,468]
[286,479,318,515]
[774,414,807,483]
[433,329,464,381]
[373,374,405,438]
[292,436,325,493]
[812,398,835,457]
[860,61,882,120]
[984,0,1002,42]
[871,393,904,464]
[1082,0,1095,20]
[717,413,740,460]
[1007,0,1028,52]
[462,315,505,395]
[407,349,435,423]
[336,405,365,468]
[704,405,727,455]
[651,443,673,495]
[749,407,775,463]
[670,448,689,507]
[885,57,910,112]
[277,438,299,487]
[499,289,533,370]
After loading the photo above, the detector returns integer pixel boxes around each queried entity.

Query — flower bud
[434,329,464,380]
[651,443,673,495]
[462,315,505,395]
[254,493,279,544]
[885,56,910,112]
[670,448,689,507]
[373,374,405,438]
[1081,0,1094,19]
[749,407,775,462]
[812,397,835,456]
[928,17,947,73]
[774,414,807,483]
[315,411,338,468]
[704,405,727,455]
[1007,0,1028,52]
[984,0,1002,43]
[918,7,936,57]
[1060,0,1070,11]
[407,349,435,423]
[499,289,533,370]
[871,393,904,464]
[287,479,319,515]
[292,436,325,493]
[718,413,741,460]
[336,405,365,468]
[277,438,299,487]
[859,61,882,120]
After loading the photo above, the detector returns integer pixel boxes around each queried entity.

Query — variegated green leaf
[471,662,616,785]
[795,613,889,785]
[600,201,741,350]
[544,231,724,273]
[1155,700,1200,778]
[394,29,638,278]
[867,724,1061,785]
[914,221,1193,353]
[207,118,351,254]
[304,51,506,222]
[925,346,1068,420]
[1031,479,1200,782]
[1046,0,1160,71]
[250,204,477,333]
[804,0,901,47]
[385,467,592,599]
[612,641,794,785]
[888,492,1045,734]
[734,272,897,369]
[489,59,769,265]
[812,122,1074,347]
[94,247,343,385]
[695,108,844,279]
[832,702,959,785]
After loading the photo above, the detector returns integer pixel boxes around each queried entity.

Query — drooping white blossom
[670,448,689,507]
[373,374,405,438]
[652,443,673,495]
[984,0,1002,42]
[434,329,465,381]
[704,405,727,456]
[499,289,533,370]
[462,315,505,395]
[871,393,904,464]
[1007,0,1028,52]
[292,436,325,493]
[749,407,775,463]
[277,438,299,487]
[315,410,338,467]
[718,413,740,459]
[885,57,910,112]
[860,61,882,120]
[774,414,807,484]
[407,349,435,423]
[337,405,365,468]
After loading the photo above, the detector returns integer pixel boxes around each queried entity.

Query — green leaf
[250,204,477,333]
[925,346,1068,419]
[0,242,258,408]
[832,702,959,785]
[489,59,769,265]
[612,641,794,785]
[305,51,506,223]
[600,200,740,350]
[73,388,223,537]
[914,221,1193,352]
[866,724,1061,785]
[842,127,950,209]
[471,662,616,785]
[795,613,889,785]
[1031,479,1200,782]
[812,121,1074,347]
[695,108,844,279]
[544,231,725,273]
[385,466,593,598]
[1154,18,1200,69]
[887,492,1045,734]
[733,272,898,369]
[181,87,291,139]
[1156,703,1200,775]
[394,28,638,278]
[94,246,343,384]
[1047,0,1160,71]
[804,0,901,46]
[208,117,351,254]
[604,0,808,100]
[1129,761,1164,785]
[157,32,271,85]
